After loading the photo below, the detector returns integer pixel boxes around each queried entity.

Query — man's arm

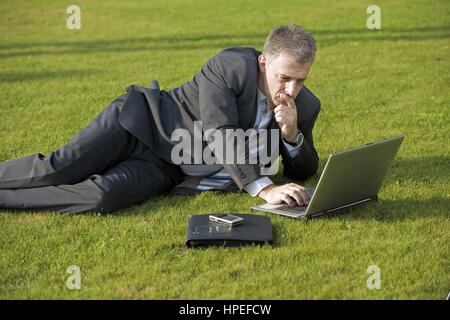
[280,87,321,181]
[256,87,321,206]
[280,126,319,181]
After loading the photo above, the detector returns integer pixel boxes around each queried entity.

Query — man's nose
[284,80,296,96]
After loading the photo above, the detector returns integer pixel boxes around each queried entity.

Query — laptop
[251,135,405,220]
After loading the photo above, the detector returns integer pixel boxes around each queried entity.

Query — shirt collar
[257,87,275,113]
[257,87,267,104]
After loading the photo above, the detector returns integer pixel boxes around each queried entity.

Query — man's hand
[257,183,311,206]
[274,93,298,143]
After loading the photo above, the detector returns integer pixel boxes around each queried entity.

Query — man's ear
[258,55,267,73]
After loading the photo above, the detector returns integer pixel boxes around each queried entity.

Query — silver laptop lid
[304,135,404,217]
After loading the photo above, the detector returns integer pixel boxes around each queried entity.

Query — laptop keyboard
[251,202,309,218]
[278,204,308,214]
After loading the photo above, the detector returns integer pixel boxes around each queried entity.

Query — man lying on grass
[0,24,321,214]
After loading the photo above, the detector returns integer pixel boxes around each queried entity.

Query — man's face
[258,53,311,106]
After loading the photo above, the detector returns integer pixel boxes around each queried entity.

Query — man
[0,24,320,214]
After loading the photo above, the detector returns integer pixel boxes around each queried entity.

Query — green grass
[0,0,449,299]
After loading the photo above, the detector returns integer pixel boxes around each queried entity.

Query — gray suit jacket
[117,47,321,190]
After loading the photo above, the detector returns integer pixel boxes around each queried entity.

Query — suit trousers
[0,98,184,214]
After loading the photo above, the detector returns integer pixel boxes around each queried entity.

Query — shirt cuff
[282,132,304,159]
[243,176,274,197]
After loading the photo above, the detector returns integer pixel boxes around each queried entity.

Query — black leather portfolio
[185,214,273,248]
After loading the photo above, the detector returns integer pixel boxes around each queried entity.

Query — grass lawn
[0,0,449,299]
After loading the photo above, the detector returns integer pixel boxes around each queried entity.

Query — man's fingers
[290,190,308,206]
[279,93,296,109]
[297,188,311,204]
[274,105,295,114]
[281,192,295,206]
[274,107,295,125]
[284,184,311,205]
[288,193,304,206]
[275,115,285,124]
[266,184,311,207]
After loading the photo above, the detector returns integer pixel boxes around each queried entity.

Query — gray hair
[262,24,316,64]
